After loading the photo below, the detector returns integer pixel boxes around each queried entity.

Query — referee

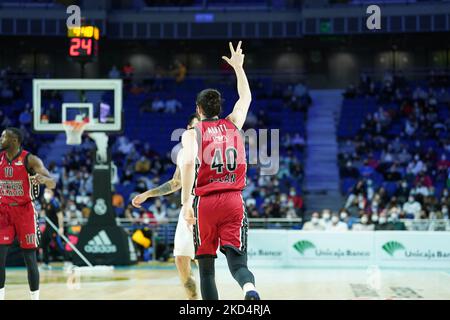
[40,188,64,269]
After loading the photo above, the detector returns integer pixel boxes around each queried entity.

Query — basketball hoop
[63,120,89,145]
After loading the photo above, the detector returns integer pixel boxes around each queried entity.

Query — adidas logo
[84,230,117,254]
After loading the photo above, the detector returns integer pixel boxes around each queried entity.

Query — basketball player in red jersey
[180,41,260,300]
[0,128,56,300]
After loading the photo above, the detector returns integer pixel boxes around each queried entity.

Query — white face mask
[323,213,331,220]
[372,215,379,222]
[43,193,52,202]
[70,205,76,211]
[340,212,348,220]
[361,216,368,224]
[379,217,387,224]
[311,217,319,224]
[331,216,339,224]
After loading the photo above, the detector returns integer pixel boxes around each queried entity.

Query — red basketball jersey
[193,118,246,196]
[0,149,34,205]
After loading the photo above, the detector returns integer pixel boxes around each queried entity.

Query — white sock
[30,290,40,300]
[243,282,256,294]
[0,287,5,300]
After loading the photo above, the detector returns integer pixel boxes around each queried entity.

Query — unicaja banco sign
[293,240,370,259]
[382,241,450,260]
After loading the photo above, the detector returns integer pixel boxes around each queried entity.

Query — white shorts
[173,210,195,259]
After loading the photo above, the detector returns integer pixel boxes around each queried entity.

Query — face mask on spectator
[43,192,52,202]
[70,205,76,211]
[340,212,348,220]
[323,213,331,221]
[290,191,296,196]
[443,190,449,197]
[372,215,379,222]
[311,217,319,224]
[390,213,398,221]
[402,182,408,188]
[379,217,387,224]
[331,216,339,224]
[280,195,288,202]
[361,216,368,224]
[442,207,448,214]
[408,197,414,203]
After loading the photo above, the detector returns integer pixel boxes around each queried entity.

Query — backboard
[33,79,122,133]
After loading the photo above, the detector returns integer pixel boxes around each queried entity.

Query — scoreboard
[67,25,99,61]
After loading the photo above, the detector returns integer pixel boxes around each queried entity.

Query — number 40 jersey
[192,118,247,197]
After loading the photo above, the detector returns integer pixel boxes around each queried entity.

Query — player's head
[1,127,23,150]
[196,89,222,119]
[187,113,200,129]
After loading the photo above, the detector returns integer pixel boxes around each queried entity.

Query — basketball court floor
[4,262,450,300]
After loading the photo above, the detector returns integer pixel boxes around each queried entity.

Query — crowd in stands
[332,69,450,231]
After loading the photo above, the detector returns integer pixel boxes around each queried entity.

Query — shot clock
[67,25,99,62]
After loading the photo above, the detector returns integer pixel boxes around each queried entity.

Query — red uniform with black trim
[0,149,40,249]
[192,118,248,258]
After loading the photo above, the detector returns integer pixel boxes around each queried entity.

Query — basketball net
[63,120,89,145]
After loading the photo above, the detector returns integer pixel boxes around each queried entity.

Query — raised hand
[222,41,244,69]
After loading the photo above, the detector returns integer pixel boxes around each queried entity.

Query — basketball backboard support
[33,79,122,132]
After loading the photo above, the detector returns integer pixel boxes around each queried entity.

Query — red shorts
[0,202,40,249]
[193,191,248,259]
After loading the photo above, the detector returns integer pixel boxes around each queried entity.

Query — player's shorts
[173,209,195,259]
[0,201,40,249]
[193,191,248,259]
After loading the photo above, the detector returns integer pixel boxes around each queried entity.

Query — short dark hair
[196,89,222,118]
[6,127,23,144]
[188,113,199,126]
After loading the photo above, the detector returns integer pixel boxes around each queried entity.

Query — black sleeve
[24,153,36,175]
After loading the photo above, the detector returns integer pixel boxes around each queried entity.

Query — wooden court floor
[3,262,450,300]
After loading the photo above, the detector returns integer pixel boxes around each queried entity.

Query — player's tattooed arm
[131,167,181,208]
[147,168,181,197]
[27,154,56,189]
[223,41,252,130]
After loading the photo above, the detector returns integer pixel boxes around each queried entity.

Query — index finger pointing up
[229,41,235,54]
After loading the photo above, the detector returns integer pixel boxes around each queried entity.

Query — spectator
[389,212,406,230]
[173,61,187,83]
[352,214,375,231]
[164,97,182,114]
[19,106,32,125]
[65,201,84,226]
[108,65,120,79]
[326,213,348,231]
[135,156,151,173]
[149,198,168,223]
[152,97,165,112]
[320,209,332,229]
[375,212,394,230]
[402,196,422,219]
[302,212,324,231]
